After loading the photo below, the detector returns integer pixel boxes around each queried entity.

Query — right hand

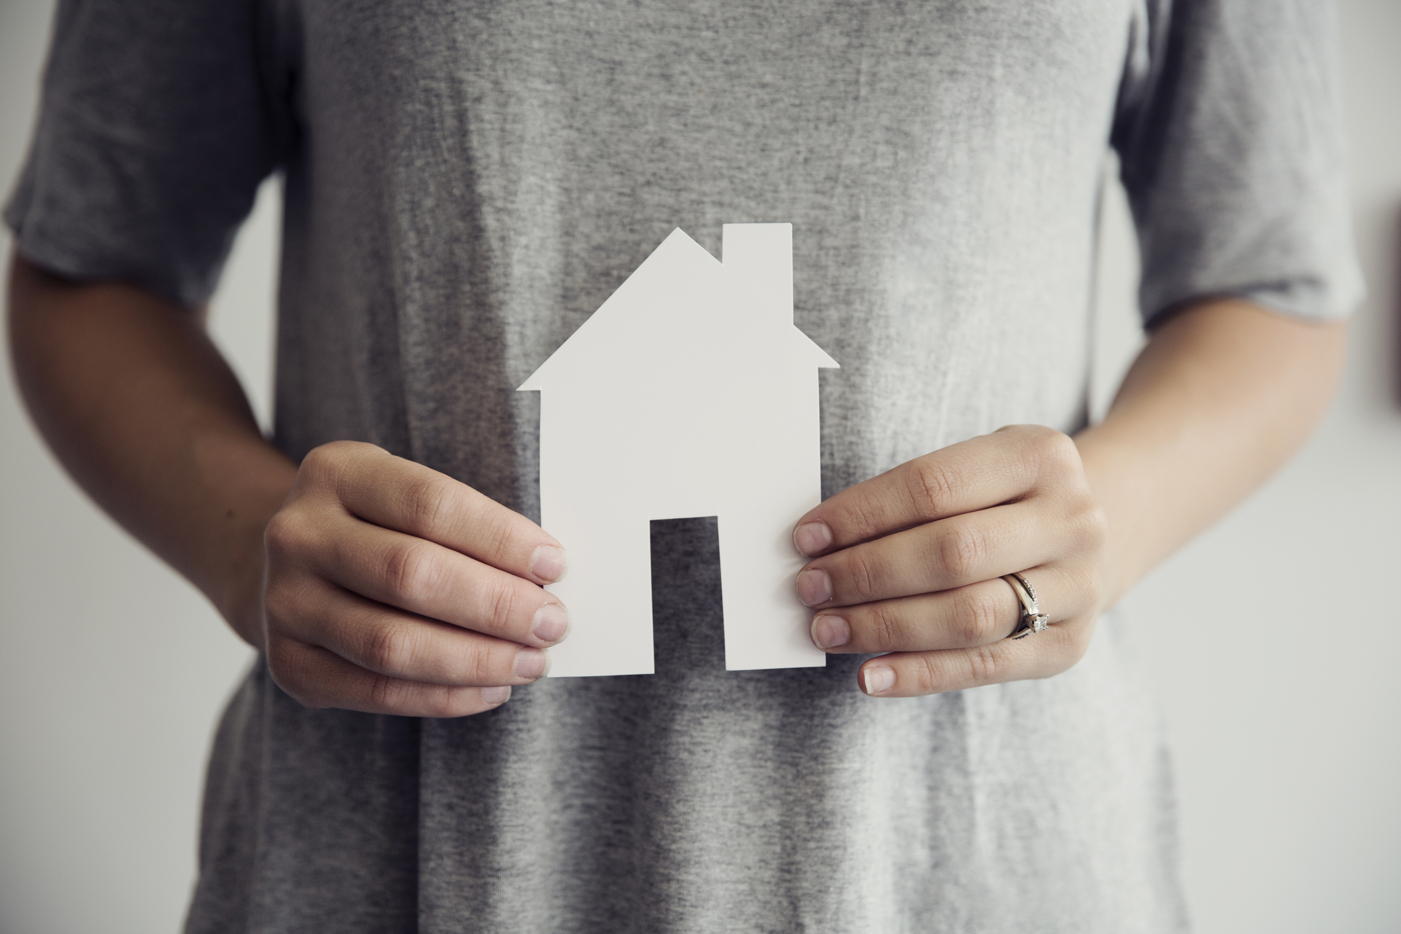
[262,441,570,717]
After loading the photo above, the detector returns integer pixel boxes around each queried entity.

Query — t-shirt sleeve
[4,0,288,308]
[1111,0,1363,327]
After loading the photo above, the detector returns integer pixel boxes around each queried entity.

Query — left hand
[793,425,1106,697]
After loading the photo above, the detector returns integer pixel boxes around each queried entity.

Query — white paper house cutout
[519,223,838,677]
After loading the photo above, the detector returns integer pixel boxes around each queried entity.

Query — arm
[1076,299,1346,608]
[7,251,570,715]
[792,297,1346,695]
[7,253,295,648]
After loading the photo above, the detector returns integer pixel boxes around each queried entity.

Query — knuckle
[262,578,297,628]
[909,458,960,519]
[298,444,331,479]
[302,441,354,486]
[866,601,903,648]
[402,474,456,536]
[908,653,942,695]
[265,641,323,709]
[844,550,882,602]
[382,539,439,599]
[1076,501,1109,551]
[365,622,414,674]
[936,524,986,582]
[465,642,499,686]
[262,511,290,552]
[368,673,404,711]
[477,509,518,563]
[963,644,1003,685]
[1031,428,1080,479]
[419,686,464,719]
[262,510,306,561]
[842,494,885,545]
[484,577,521,631]
[1025,423,1066,452]
[448,688,494,718]
[263,642,296,692]
[956,587,1006,644]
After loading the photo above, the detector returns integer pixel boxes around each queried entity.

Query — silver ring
[1003,572,1049,639]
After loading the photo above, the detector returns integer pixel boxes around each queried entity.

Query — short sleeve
[4,0,290,308]
[1111,0,1364,327]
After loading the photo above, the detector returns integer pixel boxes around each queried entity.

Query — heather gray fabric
[7,1,1360,931]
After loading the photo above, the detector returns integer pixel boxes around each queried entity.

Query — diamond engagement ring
[1003,572,1050,639]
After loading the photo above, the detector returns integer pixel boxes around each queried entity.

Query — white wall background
[1,1,1398,931]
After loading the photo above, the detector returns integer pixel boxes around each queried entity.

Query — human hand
[793,425,1105,697]
[262,442,570,717]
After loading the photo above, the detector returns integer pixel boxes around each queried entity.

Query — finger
[792,426,1079,556]
[303,442,568,585]
[797,501,1061,608]
[269,574,550,686]
[267,633,516,718]
[854,614,1094,697]
[303,514,571,647]
[810,563,1093,653]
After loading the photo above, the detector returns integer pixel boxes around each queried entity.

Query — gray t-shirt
[7,1,1360,931]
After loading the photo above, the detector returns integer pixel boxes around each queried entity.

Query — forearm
[1075,298,1347,609]
[6,252,296,648]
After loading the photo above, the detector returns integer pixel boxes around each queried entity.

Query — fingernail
[862,665,895,695]
[796,568,833,606]
[530,545,568,583]
[793,522,833,556]
[811,615,850,650]
[532,602,571,643]
[514,647,549,680]
[481,686,512,704]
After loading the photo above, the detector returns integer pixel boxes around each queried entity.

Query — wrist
[1071,426,1146,613]
[194,434,297,651]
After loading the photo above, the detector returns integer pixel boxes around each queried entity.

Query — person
[5,0,1359,930]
